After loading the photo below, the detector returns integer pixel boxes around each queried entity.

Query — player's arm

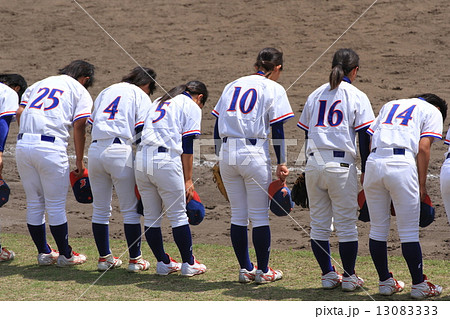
[214,118,221,157]
[358,129,371,185]
[73,118,88,177]
[272,121,288,181]
[182,135,196,202]
[16,105,25,126]
[417,136,433,201]
[0,115,13,179]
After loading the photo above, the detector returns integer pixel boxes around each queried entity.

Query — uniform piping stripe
[355,120,374,130]
[444,139,450,145]
[211,110,219,117]
[73,113,91,121]
[0,111,17,117]
[367,128,374,135]
[182,130,201,136]
[421,132,442,139]
[269,112,295,124]
[297,122,309,131]
[135,121,144,127]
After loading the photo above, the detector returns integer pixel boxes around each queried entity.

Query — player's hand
[419,185,427,202]
[360,172,365,186]
[74,160,86,178]
[185,179,194,203]
[276,164,289,182]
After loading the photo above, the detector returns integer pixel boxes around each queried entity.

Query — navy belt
[158,146,168,153]
[17,133,55,143]
[372,148,405,155]
[222,137,257,146]
[92,137,122,144]
[309,150,345,158]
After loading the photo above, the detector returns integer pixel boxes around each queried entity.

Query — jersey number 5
[29,88,64,111]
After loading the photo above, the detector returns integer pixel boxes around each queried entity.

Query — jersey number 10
[227,87,257,114]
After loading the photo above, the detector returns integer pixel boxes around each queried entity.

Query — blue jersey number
[29,88,64,111]
[103,96,121,120]
[315,100,343,127]
[227,87,257,114]
[153,102,169,123]
[382,104,415,126]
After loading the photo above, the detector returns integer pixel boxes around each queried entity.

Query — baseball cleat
[239,265,257,283]
[411,275,443,299]
[156,255,181,275]
[127,255,150,273]
[56,250,87,267]
[255,267,283,284]
[342,274,365,292]
[97,254,122,271]
[379,274,405,296]
[181,258,206,277]
[38,248,59,266]
[321,266,342,289]
[0,247,15,262]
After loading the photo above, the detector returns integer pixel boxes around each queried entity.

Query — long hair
[0,73,28,100]
[157,81,208,106]
[122,66,157,95]
[58,60,95,88]
[254,47,283,78]
[329,49,359,90]
[414,93,448,122]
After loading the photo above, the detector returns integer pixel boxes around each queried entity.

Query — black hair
[58,60,95,89]
[0,73,28,100]
[254,47,283,78]
[158,81,208,106]
[122,66,157,95]
[413,93,448,122]
[329,48,359,90]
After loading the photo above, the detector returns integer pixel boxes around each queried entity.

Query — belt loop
[113,137,122,144]
[17,133,23,140]
[222,137,228,143]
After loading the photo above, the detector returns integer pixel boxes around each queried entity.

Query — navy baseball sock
[369,239,391,281]
[311,239,333,275]
[92,223,111,257]
[230,224,253,270]
[27,223,51,254]
[252,226,271,273]
[124,223,142,259]
[144,226,169,263]
[49,223,71,258]
[172,224,194,264]
[339,241,358,277]
[401,242,423,285]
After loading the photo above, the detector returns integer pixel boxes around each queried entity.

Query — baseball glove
[291,172,309,208]
[212,163,229,202]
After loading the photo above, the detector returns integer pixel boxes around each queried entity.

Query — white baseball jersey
[367,98,443,154]
[19,75,92,144]
[212,73,294,138]
[140,93,201,155]
[298,81,374,159]
[445,127,450,151]
[89,82,152,141]
[0,83,19,118]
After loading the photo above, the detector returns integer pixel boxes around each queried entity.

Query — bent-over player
[365,94,447,298]
[16,60,94,267]
[440,126,450,225]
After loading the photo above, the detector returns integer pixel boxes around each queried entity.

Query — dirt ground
[1,0,449,262]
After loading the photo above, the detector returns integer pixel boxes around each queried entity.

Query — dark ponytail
[157,80,208,106]
[329,49,359,90]
[254,47,283,78]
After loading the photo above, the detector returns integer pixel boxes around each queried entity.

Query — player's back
[19,75,92,142]
[214,74,287,139]
[90,82,151,141]
[0,82,19,117]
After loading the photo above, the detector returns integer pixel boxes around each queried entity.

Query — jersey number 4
[29,88,64,111]
[103,96,121,120]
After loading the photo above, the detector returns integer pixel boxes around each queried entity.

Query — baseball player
[16,60,95,267]
[440,126,450,225]
[297,48,374,291]
[88,66,156,272]
[135,81,208,276]
[213,47,294,284]
[0,75,26,262]
[364,94,447,298]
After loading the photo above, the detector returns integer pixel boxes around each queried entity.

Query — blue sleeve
[0,115,13,152]
[272,121,286,164]
[134,125,143,145]
[214,118,221,157]
[358,130,370,173]
[182,135,195,154]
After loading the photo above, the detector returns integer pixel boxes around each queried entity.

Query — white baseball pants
[440,155,450,225]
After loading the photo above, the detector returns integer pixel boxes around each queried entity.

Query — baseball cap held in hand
[70,169,93,204]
